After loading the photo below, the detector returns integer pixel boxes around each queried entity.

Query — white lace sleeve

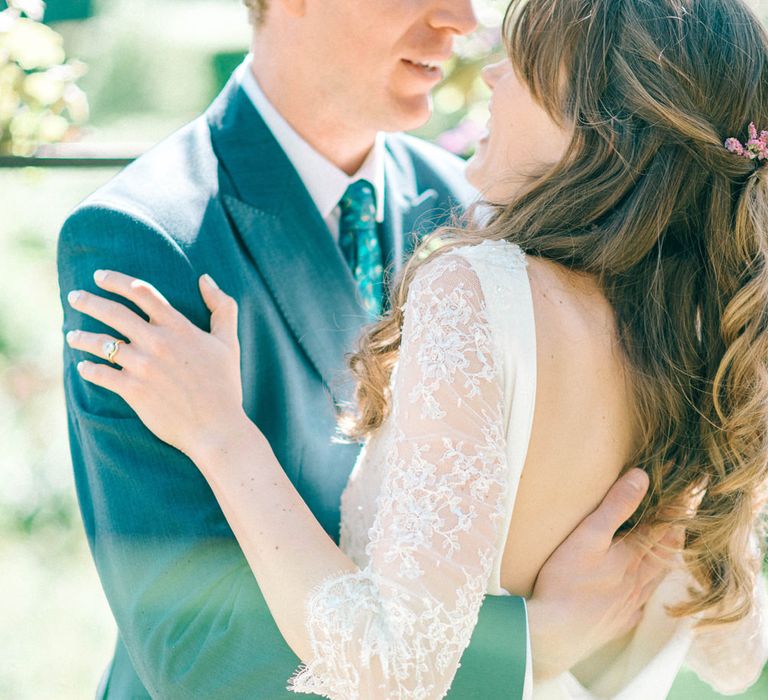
[685,569,768,695]
[289,252,512,699]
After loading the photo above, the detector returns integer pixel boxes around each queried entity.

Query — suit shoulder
[390,132,465,170]
[69,116,219,245]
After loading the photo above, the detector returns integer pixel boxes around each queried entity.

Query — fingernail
[66,330,78,343]
[202,274,219,289]
[94,270,107,283]
[77,361,86,372]
[68,290,81,305]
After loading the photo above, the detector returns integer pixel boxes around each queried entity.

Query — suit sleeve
[58,203,302,698]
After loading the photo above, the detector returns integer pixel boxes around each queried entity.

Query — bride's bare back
[501,256,639,596]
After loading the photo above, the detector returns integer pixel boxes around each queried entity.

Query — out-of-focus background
[0,1,766,698]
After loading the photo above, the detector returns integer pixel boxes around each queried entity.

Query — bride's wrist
[187,411,263,469]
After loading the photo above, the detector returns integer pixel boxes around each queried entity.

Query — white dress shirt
[235,56,385,241]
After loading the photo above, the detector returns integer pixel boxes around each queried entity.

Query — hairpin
[724,123,768,164]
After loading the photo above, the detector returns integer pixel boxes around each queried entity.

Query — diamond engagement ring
[103,339,124,364]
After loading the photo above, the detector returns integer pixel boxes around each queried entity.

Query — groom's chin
[386,94,434,133]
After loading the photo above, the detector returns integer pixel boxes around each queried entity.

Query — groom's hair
[244,0,269,26]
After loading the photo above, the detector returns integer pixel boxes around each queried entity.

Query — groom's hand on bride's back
[526,468,683,680]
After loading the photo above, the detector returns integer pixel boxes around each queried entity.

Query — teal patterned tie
[338,179,384,318]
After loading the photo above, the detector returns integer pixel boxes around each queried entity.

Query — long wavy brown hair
[345,0,768,626]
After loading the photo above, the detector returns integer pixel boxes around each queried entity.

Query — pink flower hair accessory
[724,123,768,164]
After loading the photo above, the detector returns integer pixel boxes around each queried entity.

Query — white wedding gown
[289,239,768,699]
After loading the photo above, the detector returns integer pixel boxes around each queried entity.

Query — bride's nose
[481,59,511,90]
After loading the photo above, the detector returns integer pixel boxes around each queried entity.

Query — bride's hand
[66,271,248,460]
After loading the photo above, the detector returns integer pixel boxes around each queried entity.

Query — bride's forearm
[190,418,357,662]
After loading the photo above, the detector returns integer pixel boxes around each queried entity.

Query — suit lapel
[208,77,370,404]
[223,195,370,404]
[380,140,439,280]
[207,78,443,404]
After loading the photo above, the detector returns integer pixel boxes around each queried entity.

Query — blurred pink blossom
[437,119,486,157]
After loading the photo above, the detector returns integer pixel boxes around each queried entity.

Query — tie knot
[340,179,376,221]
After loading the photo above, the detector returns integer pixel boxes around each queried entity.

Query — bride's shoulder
[436,238,526,268]
[412,239,527,292]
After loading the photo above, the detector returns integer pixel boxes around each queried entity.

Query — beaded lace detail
[289,243,518,699]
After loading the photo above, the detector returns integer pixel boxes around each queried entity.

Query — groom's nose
[428,0,478,36]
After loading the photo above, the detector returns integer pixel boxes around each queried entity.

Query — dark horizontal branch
[0,142,149,168]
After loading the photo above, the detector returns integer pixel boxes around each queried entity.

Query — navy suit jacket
[57,72,527,699]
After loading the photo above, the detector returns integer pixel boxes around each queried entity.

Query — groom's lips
[401,57,448,83]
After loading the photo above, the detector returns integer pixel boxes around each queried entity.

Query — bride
[65,0,768,696]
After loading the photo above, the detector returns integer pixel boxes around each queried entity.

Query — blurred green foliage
[0,0,88,155]
[40,0,93,22]
[0,0,94,21]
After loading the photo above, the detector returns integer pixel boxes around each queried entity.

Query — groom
[58,1,667,697]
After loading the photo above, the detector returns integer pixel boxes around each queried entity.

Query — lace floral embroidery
[289,246,516,699]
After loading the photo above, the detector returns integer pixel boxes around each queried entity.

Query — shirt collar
[236,56,385,223]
